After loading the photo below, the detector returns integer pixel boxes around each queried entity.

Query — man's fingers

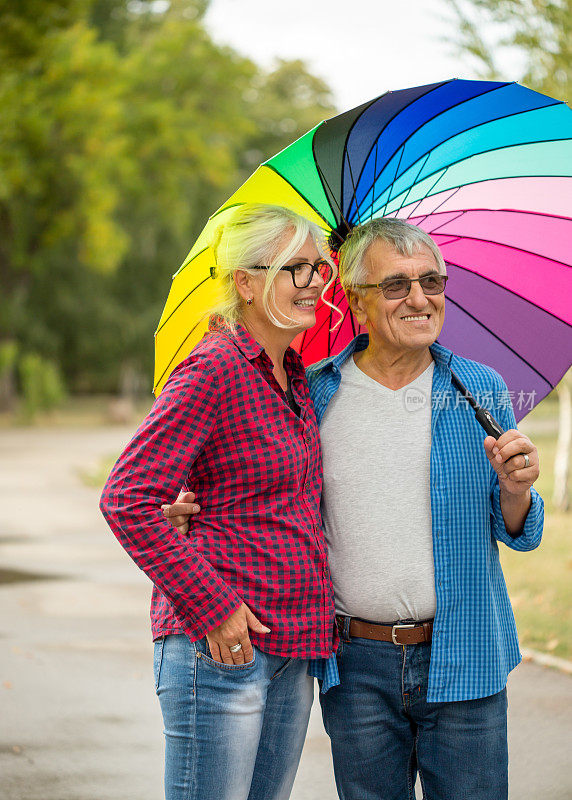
[176,491,196,503]
[161,502,200,517]
[504,453,534,474]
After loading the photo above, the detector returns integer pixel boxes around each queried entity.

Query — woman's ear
[234,269,253,302]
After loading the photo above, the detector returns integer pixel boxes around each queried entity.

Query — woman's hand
[207,603,270,664]
[162,496,270,662]
[161,491,200,535]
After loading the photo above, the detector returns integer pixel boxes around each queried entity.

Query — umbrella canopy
[154,79,572,419]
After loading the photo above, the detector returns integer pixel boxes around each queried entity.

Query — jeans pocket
[196,637,257,671]
[153,636,165,692]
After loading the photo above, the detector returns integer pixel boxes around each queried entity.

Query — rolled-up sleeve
[489,375,544,551]
[99,358,242,637]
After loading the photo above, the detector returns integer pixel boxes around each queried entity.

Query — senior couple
[100,204,543,800]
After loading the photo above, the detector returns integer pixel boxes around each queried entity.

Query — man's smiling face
[349,238,446,357]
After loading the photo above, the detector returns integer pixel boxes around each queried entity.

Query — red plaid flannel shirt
[100,319,336,658]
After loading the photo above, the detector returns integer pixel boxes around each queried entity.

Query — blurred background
[0,1,571,798]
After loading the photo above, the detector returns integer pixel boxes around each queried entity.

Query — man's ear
[347,288,367,326]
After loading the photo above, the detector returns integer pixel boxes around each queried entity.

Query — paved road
[1,426,571,800]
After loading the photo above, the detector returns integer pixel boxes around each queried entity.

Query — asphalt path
[1,426,571,800]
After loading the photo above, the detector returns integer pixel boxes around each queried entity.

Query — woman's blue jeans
[153,634,313,800]
[320,631,508,800]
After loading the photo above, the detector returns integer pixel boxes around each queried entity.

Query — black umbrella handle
[474,407,505,440]
[450,371,505,440]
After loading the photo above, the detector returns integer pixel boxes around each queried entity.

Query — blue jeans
[153,634,313,800]
[320,628,508,800]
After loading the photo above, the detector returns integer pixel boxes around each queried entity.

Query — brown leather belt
[336,615,433,646]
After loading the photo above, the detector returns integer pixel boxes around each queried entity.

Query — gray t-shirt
[320,356,436,622]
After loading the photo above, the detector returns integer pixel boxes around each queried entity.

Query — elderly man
[167,218,543,800]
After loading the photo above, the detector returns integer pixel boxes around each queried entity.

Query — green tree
[0,0,337,400]
[447,0,572,102]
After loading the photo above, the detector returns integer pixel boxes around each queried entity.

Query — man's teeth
[402,315,429,321]
[294,300,315,307]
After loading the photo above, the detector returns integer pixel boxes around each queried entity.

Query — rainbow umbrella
[154,79,572,419]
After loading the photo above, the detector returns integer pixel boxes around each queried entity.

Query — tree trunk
[553,374,571,511]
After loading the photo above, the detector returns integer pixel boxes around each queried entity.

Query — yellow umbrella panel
[153,165,331,395]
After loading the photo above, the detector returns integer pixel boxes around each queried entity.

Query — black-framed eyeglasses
[355,273,448,300]
[252,259,333,289]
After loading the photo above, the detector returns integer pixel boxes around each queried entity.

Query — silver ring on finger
[523,453,530,468]
[229,643,242,653]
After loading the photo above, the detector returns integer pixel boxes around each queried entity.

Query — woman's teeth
[402,315,429,321]
[294,300,315,307]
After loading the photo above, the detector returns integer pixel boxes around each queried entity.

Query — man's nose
[405,280,428,307]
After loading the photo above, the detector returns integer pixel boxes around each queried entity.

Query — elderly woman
[99,204,338,800]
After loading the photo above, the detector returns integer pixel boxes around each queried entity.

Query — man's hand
[483,430,539,496]
[161,491,200,535]
[206,603,270,665]
[484,430,540,535]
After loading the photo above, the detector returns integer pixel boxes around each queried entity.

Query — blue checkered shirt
[308,335,543,703]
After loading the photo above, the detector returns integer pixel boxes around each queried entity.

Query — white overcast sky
[203,0,519,111]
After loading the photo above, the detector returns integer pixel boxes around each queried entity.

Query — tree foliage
[447,0,572,102]
[0,0,337,399]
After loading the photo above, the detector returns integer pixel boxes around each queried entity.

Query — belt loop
[338,614,352,642]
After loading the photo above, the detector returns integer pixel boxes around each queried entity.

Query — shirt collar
[328,333,454,373]
[208,315,306,379]
[208,315,264,361]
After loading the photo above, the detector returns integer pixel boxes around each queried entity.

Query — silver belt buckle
[391,623,416,645]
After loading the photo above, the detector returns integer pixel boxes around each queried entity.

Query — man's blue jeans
[153,634,313,800]
[320,627,508,800]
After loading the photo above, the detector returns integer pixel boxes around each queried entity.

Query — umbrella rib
[351,79,458,198]
[356,81,516,205]
[393,167,450,221]
[445,295,555,389]
[154,315,208,393]
[380,145,406,217]
[425,209,468,235]
[336,91,395,224]
[408,204,572,226]
[209,202,243,221]
[310,159,351,240]
[373,134,572,219]
[262,164,336,233]
[395,153,433,218]
[345,148,362,224]
[155,273,211,335]
[371,151,433,218]
[445,256,572,325]
[171,246,209,280]
[363,90,563,210]
[405,185,461,223]
[370,140,379,220]
[301,304,339,350]
[438,230,572,269]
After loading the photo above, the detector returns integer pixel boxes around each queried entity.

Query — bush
[18,353,66,420]
[0,341,18,411]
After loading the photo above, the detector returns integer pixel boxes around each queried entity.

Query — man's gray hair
[338,217,446,294]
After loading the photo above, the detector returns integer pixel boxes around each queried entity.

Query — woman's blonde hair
[209,203,340,329]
